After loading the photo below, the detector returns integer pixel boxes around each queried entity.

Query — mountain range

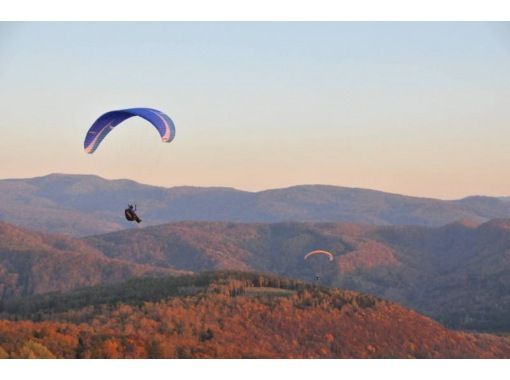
[1,173,510,236]
[2,219,510,331]
[0,221,185,299]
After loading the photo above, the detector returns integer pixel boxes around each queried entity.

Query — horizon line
[1,171,508,202]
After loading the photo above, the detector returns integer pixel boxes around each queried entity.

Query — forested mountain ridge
[2,218,510,332]
[0,222,185,298]
[2,173,510,236]
[1,272,509,359]
[85,219,510,332]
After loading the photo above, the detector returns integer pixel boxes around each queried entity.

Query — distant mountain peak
[479,218,510,230]
[1,173,510,236]
[443,218,480,229]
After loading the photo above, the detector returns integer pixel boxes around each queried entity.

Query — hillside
[85,220,510,332]
[1,272,509,358]
[0,222,185,298]
[2,219,510,332]
[2,173,510,236]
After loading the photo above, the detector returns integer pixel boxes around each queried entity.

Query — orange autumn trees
[1,272,510,359]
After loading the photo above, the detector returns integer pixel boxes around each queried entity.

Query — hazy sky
[0,22,509,199]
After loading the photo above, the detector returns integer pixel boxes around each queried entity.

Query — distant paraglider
[304,250,334,262]
[84,108,175,154]
[304,250,334,282]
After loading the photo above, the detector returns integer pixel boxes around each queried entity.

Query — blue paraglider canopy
[84,108,175,154]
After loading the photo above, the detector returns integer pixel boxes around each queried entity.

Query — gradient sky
[0,22,509,199]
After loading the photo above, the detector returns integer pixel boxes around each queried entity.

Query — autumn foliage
[1,272,509,359]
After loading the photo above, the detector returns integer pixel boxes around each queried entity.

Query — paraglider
[304,250,334,282]
[125,204,141,223]
[84,108,175,154]
[84,107,176,223]
[304,250,334,262]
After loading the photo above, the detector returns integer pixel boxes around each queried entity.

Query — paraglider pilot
[125,204,142,223]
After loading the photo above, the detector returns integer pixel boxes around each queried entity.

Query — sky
[0,22,509,199]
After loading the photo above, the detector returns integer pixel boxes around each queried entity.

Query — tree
[101,339,122,359]
[0,346,9,359]
[16,341,56,359]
